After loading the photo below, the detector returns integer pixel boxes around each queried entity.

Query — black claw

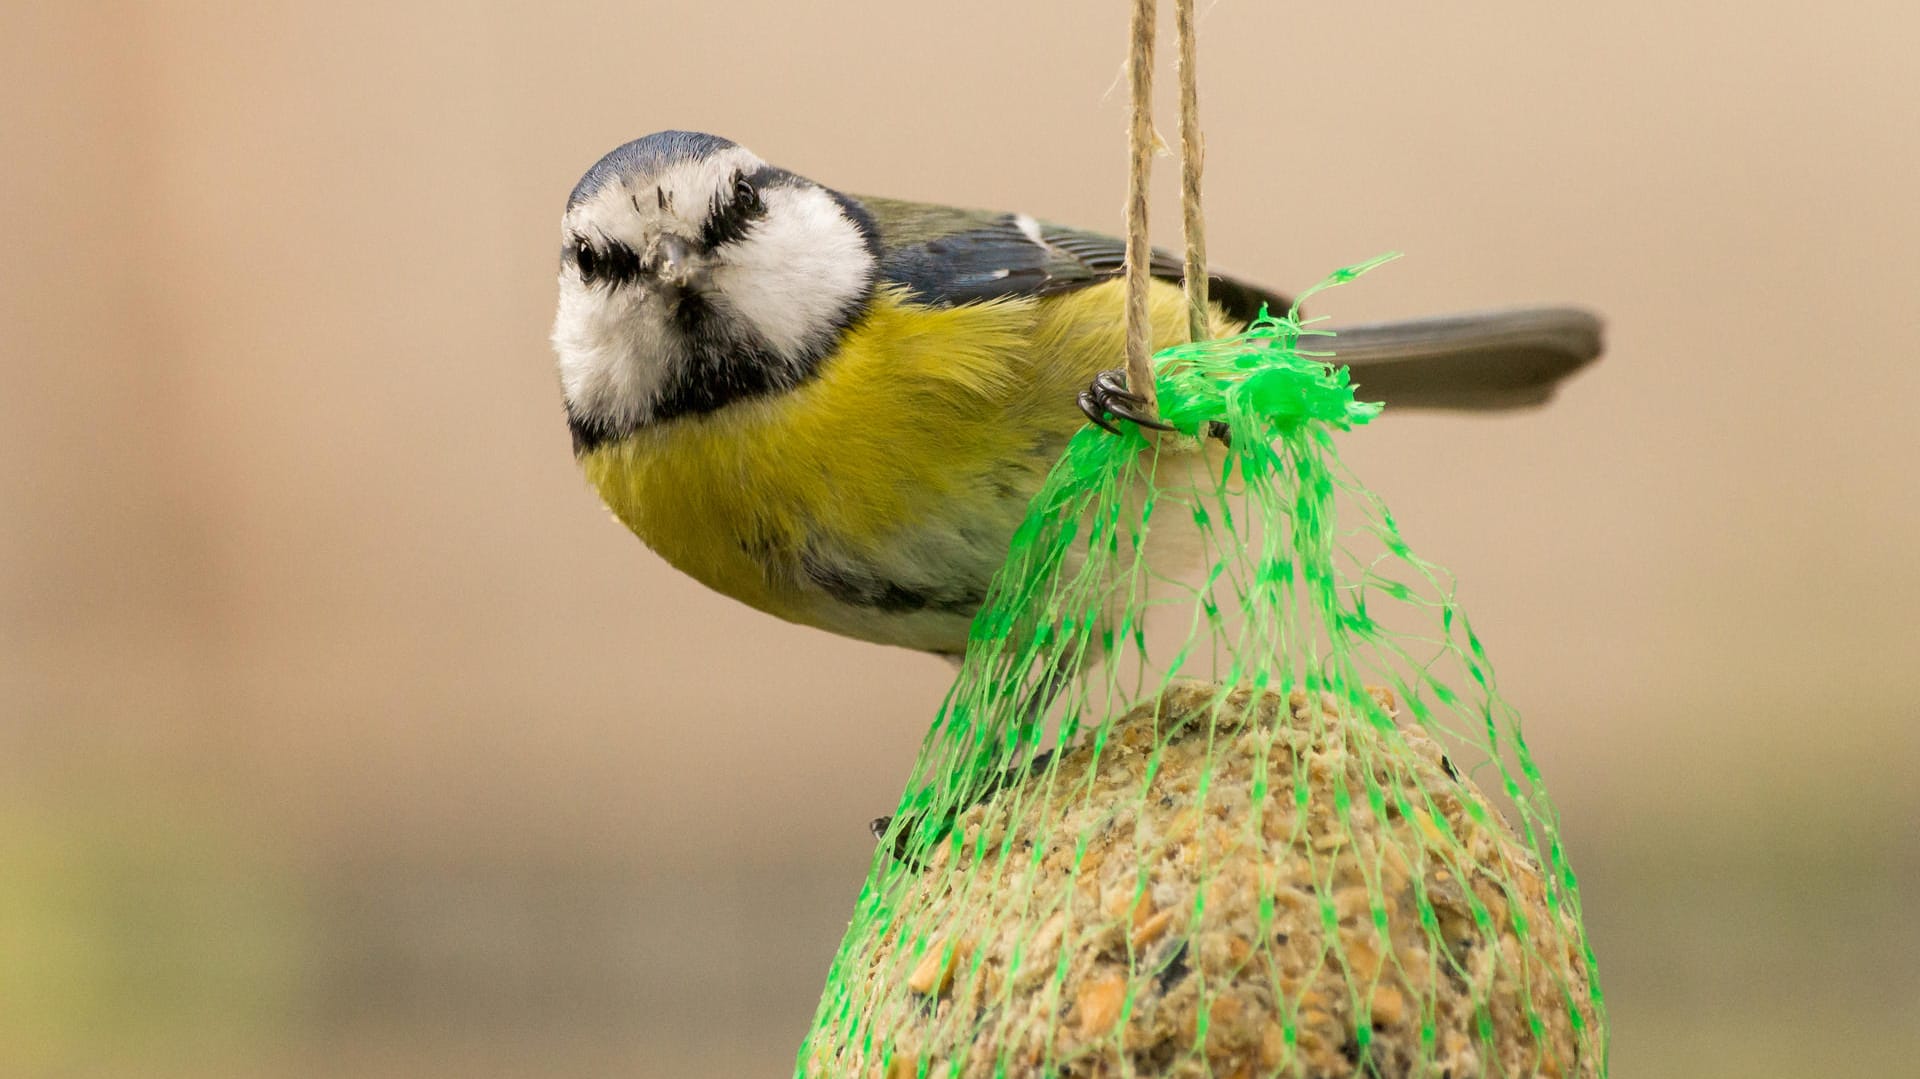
[871,814,925,872]
[1078,389,1124,435]
[871,748,1061,874]
[871,814,926,872]
[1108,396,1175,431]
[1080,367,1174,434]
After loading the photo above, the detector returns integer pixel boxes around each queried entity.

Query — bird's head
[551,132,879,449]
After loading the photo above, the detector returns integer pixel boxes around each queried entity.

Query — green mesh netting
[799,260,1607,1079]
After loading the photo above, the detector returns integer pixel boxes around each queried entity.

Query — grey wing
[849,195,1603,411]
[1319,308,1605,410]
[852,194,1290,322]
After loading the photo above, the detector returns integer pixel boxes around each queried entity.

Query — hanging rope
[1123,0,1210,421]
[1122,0,1159,415]
[1175,0,1209,344]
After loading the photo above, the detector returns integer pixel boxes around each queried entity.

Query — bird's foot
[868,747,1059,872]
[1077,368,1174,435]
[868,814,924,872]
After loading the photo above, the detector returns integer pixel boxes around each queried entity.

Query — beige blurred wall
[3,3,1917,1077]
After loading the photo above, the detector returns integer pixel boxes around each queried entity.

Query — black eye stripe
[568,235,643,286]
[702,172,768,249]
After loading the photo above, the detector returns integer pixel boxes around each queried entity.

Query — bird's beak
[654,234,694,289]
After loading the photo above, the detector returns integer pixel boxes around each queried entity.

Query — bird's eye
[703,172,768,249]
[574,243,598,281]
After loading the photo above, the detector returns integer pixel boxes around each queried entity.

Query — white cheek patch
[708,185,876,363]
[552,277,671,432]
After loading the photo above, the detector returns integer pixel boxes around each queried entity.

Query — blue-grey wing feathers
[853,194,1290,322]
[848,193,1602,410]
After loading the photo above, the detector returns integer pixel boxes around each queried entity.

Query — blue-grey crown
[566,131,738,211]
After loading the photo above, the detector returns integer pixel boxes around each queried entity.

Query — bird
[551,131,1602,660]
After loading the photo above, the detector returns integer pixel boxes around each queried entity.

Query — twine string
[1122,0,1159,413]
[1123,0,1209,420]
[1175,0,1209,344]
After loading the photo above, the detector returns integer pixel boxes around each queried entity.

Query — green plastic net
[799,260,1608,1079]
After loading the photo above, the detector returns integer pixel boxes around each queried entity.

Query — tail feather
[1312,307,1604,411]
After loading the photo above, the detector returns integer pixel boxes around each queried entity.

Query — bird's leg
[868,745,1059,868]
[1078,368,1175,434]
[871,660,1080,870]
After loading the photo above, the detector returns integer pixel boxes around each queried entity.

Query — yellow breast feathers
[577,280,1232,650]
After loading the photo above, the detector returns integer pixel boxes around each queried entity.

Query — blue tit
[550,131,1601,658]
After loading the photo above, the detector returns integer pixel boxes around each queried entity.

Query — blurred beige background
[4,2,1917,1076]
